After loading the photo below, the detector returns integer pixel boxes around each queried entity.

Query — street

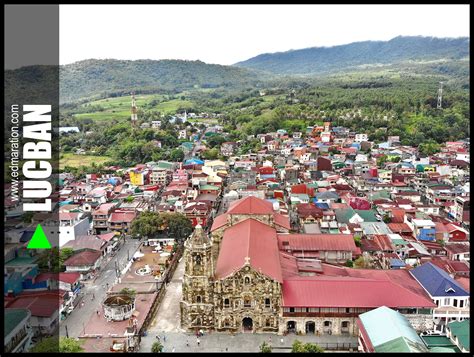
[59,237,142,338]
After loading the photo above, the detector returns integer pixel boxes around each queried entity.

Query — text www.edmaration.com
[9,104,20,201]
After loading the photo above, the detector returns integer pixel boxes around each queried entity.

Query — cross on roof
[244,256,251,265]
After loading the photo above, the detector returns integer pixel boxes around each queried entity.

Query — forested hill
[59,59,271,103]
[234,36,470,75]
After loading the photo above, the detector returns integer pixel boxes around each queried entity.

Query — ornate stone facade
[180,225,214,330]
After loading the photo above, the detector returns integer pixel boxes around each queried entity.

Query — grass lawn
[60,153,111,169]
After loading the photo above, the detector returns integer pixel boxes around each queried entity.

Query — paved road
[59,238,142,338]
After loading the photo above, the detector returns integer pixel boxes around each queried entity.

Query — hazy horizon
[60,5,469,66]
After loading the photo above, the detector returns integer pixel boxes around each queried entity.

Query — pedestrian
[197,338,200,346]
[97,310,99,315]
[171,347,175,352]
[186,340,189,347]
[156,335,160,342]
[280,338,284,345]
[225,347,228,352]
[163,334,166,342]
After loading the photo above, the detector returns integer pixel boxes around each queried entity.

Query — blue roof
[390,258,406,268]
[20,230,34,243]
[410,262,469,297]
[314,201,329,209]
[185,158,204,165]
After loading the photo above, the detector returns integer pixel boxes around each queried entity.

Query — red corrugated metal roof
[108,212,136,223]
[58,272,81,284]
[277,233,357,252]
[282,275,435,308]
[227,196,274,215]
[6,292,60,317]
[210,213,228,232]
[273,213,291,230]
[64,250,101,266]
[215,218,282,282]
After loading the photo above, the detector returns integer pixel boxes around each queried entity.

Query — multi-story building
[92,203,117,234]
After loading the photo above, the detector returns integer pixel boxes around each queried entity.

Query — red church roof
[227,196,274,215]
[215,219,282,282]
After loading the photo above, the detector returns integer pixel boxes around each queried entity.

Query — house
[445,244,470,262]
[409,219,436,242]
[221,142,237,157]
[357,306,429,353]
[63,250,103,280]
[108,211,137,233]
[4,308,33,353]
[295,203,323,225]
[445,320,470,353]
[409,262,470,332]
[5,291,60,336]
[354,133,368,143]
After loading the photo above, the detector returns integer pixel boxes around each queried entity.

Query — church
[180,196,435,336]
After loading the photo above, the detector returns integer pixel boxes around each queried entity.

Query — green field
[60,153,111,169]
[73,93,194,121]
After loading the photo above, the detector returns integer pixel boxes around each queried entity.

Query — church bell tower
[180,225,214,330]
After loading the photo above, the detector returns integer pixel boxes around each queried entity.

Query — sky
[60,4,469,66]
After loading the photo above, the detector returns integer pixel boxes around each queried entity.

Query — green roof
[369,190,391,200]
[335,207,357,224]
[375,336,427,353]
[355,209,378,222]
[391,239,408,246]
[5,309,29,337]
[360,306,428,353]
[5,256,38,266]
[429,347,457,353]
[448,320,470,351]
[200,185,219,190]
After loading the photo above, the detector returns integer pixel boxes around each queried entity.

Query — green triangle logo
[27,224,52,249]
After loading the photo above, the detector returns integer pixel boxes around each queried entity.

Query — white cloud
[60,4,469,65]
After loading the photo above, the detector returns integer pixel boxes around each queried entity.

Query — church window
[224,298,230,307]
[265,298,271,308]
[196,295,202,303]
[244,276,251,284]
[265,318,271,327]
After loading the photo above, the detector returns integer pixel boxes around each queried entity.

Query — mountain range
[234,36,469,75]
[6,35,467,103]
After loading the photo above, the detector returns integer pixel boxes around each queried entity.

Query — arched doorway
[323,321,332,335]
[305,321,315,334]
[287,321,297,333]
[242,317,253,332]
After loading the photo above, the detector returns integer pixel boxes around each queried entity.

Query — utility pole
[437,82,443,109]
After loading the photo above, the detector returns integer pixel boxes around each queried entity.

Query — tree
[291,340,324,353]
[260,342,272,353]
[22,211,34,223]
[119,288,136,298]
[382,213,391,223]
[130,211,162,239]
[354,255,372,269]
[29,337,84,353]
[169,148,185,162]
[159,213,194,244]
[59,248,75,271]
[151,341,164,353]
[345,259,354,268]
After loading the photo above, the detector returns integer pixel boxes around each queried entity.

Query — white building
[355,133,368,143]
